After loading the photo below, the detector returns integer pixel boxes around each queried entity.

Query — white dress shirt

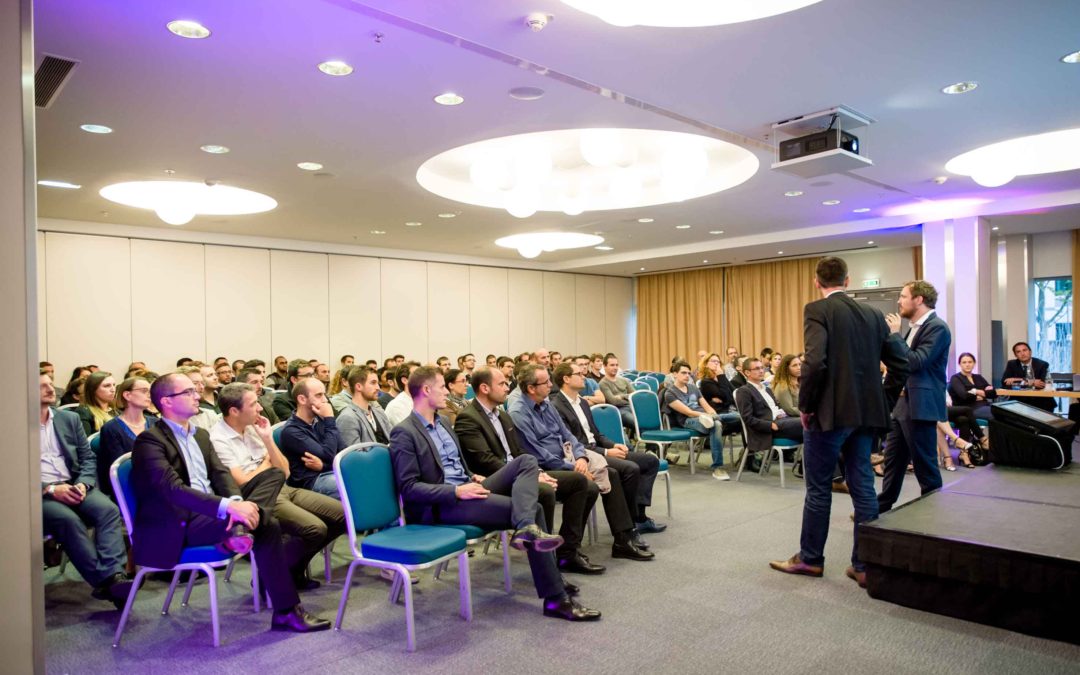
[560,391,597,446]
[40,408,71,484]
[385,390,415,427]
[906,309,935,347]
[750,381,786,420]
[209,419,267,474]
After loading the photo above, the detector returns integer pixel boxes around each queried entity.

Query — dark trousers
[798,427,877,571]
[608,450,659,518]
[597,467,635,538]
[774,416,805,441]
[42,489,126,587]
[273,486,346,576]
[878,398,942,513]
[424,455,563,599]
[188,467,300,610]
[538,470,597,553]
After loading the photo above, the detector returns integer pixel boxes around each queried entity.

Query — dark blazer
[735,384,781,453]
[45,408,97,489]
[799,291,910,431]
[130,421,242,568]
[548,392,616,453]
[948,372,996,408]
[389,412,474,525]
[454,400,526,476]
[1001,358,1050,387]
[729,372,747,389]
[899,312,952,422]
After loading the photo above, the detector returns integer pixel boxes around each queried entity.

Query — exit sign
[862,278,881,288]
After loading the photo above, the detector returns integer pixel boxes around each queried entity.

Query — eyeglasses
[131,387,151,394]
[162,388,199,399]
[747,366,765,371]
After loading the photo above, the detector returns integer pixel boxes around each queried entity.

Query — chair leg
[334,561,361,630]
[113,568,148,648]
[458,551,472,621]
[224,556,236,582]
[777,448,786,489]
[401,566,417,652]
[162,569,182,615]
[205,566,221,647]
[735,445,750,482]
[663,472,672,517]
[588,506,598,544]
[390,574,404,604]
[59,552,68,575]
[181,570,199,607]
[433,560,445,581]
[324,539,335,583]
[500,531,512,594]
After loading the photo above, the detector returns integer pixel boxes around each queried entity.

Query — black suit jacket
[46,408,98,489]
[130,421,242,568]
[735,384,782,453]
[389,412,474,524]
[1001,358,1050,387]
[548,392,615,453]
[799,291,910,431]
[454,400,525,476]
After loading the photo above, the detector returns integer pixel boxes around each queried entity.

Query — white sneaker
[712,468,730,481]
[698,415,715,430]
[380,568,419,584]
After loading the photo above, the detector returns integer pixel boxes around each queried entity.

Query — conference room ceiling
[33,0,1080,275]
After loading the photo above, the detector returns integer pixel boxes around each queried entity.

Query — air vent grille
[35,55,79,108]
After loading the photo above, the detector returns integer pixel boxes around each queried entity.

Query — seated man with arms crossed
[390,367,601,621]
[337,366,393,447]
[735,358,804,468]
[131,372,329,632]
[279,378,346,498]
[455,367,605,576]
[511,364,654,562]
[598,353,637,432]
[551,362,664,535]
[210,382,346,590]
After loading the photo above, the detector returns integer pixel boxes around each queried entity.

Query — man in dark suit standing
[131,372,329,632]
[877,280,952,515]
[771,257,909,587]
[1001,341,1056,413]
[455,367,605,576]
[389,366,601,621]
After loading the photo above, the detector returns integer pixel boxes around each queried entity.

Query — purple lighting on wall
[883,197,991,219]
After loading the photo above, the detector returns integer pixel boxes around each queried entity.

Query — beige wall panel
[574,274,606,356]
[426,263,470,365]
[604,276,635,367]
[36,231,45,359]
[205,245,272,365]
[380,259,428,363]
[468,266,509,360]
[130,240,205,373]
[328,254,381,366]
[508,269,544,356]
[44,232,132,380]
[270,250,329,365]
[543,272,577,354]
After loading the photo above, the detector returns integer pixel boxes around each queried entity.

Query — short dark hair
[470,366,495,392]
[395,361,420,389]
[669,360,691,374]
[287,358,311,381]
[176,357,193,367]
[552,363,575,388]
[219,382,255,418]
[905,280,938,309]
[39,361,52,368]
[445,368,465,386]
[957,352,977,364]
[519,363,548,392]
[407,366,440,399]
[150,372,185,410]
[604,353,618,365]
[1011,341,1031,354]
[496,356,514,368]
[245,358,265,369]
[236,368,261,384]
[348,366,376,393]
[340,354,354,364]
[393,354,405,361]
[816,256,848,287]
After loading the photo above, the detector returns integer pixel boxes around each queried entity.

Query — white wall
[842,246,915,289]
[37,232,635,381]
[1031,230,1072,278]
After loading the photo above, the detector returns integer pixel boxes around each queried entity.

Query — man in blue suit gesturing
[878,280,952,513]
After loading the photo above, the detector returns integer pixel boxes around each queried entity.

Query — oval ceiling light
[200,144,230,154]
[1062,50,1080,64]
[595,245,614,251]
[38,180,81,189]
[509,86,545,101]
[99,180,276,226]
[941,81,978,95]
[438,212,457,218]
[80,124,112,134]
[496,232,603,259]
[709,230,724,235]
[852,207,871,213]
[417,128,759,218]
[370,229,386,234]
[297,162,323,171]
[318,60,353,76]
[822,199,841,205]
[405,221,422,227]
[559,0,822,27]
[637,217,654,223]
[434,92,464,106]
[784,190,803,197]
[167,20,211,39]
[675,224,691,229]
[945,127,1080,187]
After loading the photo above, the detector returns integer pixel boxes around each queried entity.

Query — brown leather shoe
[831,480,850,494]
[769,554,823,577]
[845,566,867,588]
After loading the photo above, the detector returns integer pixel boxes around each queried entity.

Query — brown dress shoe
[845,566,867,588]
[831,481,850,494]
[769,554,823,577]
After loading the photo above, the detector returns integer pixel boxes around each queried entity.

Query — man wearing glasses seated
[735,358,805,468]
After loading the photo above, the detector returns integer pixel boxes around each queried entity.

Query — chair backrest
[632,380,650,391]
[732,389,752,441]
[629,390,662,433]
[638,377,659,393]
[591,404,627,445]
[271,421,286,447]
[58,403,79,410]
[334,443,402,548]
[465,384,475,400]
[109,453,137,537]
[88,431,101,459]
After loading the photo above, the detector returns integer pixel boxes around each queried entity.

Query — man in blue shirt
[279,379,345,498]
[510,364,653,562]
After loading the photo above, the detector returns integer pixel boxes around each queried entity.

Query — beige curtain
[635,269,723,371]
[1072,231,1080,370]
[721,258,822,358]
[913,246,923,280]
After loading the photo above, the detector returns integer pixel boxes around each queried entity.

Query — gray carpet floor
[43,452,1080,675]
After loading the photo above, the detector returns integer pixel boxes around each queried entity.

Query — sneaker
[380,568,419,584]
[665,452,681,465]
[712,468,730,481]
[698,415,715,430]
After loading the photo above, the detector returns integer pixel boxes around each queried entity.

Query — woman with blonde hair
[74,371,117,436]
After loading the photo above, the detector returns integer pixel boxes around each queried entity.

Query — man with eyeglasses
[131,372,330,632]
[273,359,314,421]
[735,358,805,470]
[510,364,653,562]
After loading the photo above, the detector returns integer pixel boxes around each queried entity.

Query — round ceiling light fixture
[200,144,230,154]
[99,180,276,226]
[509,86,545,101]
[1062,50,1080,64]
[434,92,464,106]
[559,0,822,27]
[80,124,112,134]
[297,162,323,171]
[417,128,759,218]
[495,232,603,259]
[167,20,211,39]
[945,127,1080,188]
[318,60,354,76]
[941,81,978,95]
[784,190,803,197]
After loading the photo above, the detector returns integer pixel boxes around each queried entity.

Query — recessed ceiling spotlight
[991,226,1000,231]
[405,221,422,227]
[434,92,464,106]
[595,245,614,251]
[370,229,386,234]
[708,230,724,235]
[38,180,81,189]
[946,127,1080,187]
[637,217,654,223]
[932,176,949,185]
[867,240,874,245]
[941,81,978,95]
[509,86,545,101]
[297,162,323,171]
[99,180,276,226]
[166,20,211,39]
[496,232,603,259]
[640,267,645,271]
[777,251,785,255]
[675,224,691,229]
[822,199,841,205]
[200,144,230,154]
[1062,50,1080,64]
[702,259,708,264]
[438,212,457,218]
[80,124,112,134]
[784,190,803,197]
[318,60,354,76]
[559,0,823,27]
[853,207,871,213]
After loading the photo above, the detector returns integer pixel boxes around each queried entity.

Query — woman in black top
[947,352,995,464]
[697,353,735,412]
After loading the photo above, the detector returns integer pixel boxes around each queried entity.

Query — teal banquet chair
[592,403,672,517]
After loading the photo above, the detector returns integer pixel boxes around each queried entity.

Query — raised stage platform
[859,462,1080,645]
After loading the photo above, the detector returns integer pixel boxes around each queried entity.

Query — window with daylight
[1030,276,1072,373]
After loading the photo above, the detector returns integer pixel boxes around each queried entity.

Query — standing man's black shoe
[270,604,331,632]
[612,540,655,561]
[509,524,564,553]
[558,551,606,575]
[543,596,602,621]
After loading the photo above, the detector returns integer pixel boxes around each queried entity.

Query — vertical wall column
[0,0,45,671]
[922,217,991,375]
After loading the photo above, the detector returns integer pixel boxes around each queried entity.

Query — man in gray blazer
[39,373,131,607]
[337,367,392,447]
